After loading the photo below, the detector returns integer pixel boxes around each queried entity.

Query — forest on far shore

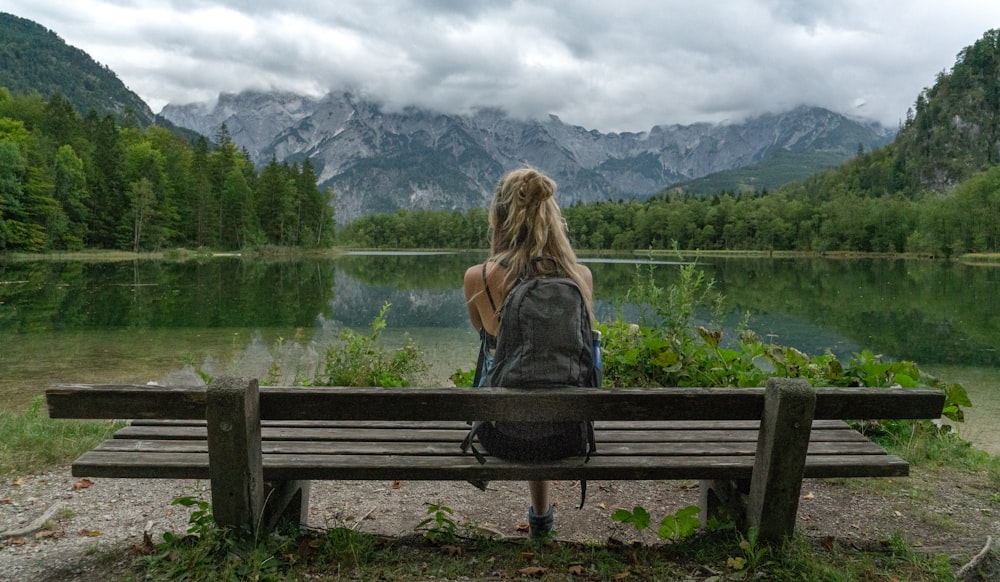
[0,89,334,253]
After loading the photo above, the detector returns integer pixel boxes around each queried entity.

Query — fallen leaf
[893,510,902,517]
[614,572,631,580]
[14,478,24,487]
[520,551,536,561]
[568,565,585,575]
[6,537,25,546]
[79,529,102,537]
[0,497,12,504]
[516,522,529,533]
[34,530,59,539]
[392,480,402,489]
[821,536,836,551]
[598,502,606,509]
[73,478,94,490]
[803,491,815,500]
[442,545,463,557]
[518,566,547,577]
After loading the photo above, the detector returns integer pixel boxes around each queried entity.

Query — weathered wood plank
[47,384,945,422]
[71,451,909,481]
[47,384,208,419]
[126,418,854,430]
[91,437,892,457]
[111,424,869,444]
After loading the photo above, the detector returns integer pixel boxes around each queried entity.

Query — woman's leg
[529,480,549,513]
[528,480,554,538]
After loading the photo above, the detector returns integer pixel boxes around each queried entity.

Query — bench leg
[261,480,312,530]
[746,377,816,544]
[700,479,749,530]
[206,377,265,533]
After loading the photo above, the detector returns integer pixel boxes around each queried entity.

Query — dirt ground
[1,462,998,581]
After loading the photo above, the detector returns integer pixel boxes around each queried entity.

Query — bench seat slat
[125,418,854,430]
[91,437,891,457]
[70,450,909,481]
[112,425,871,444]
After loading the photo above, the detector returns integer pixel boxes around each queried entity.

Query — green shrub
[311,302,427,387]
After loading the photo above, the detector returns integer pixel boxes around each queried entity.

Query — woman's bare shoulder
[464,263,485,290]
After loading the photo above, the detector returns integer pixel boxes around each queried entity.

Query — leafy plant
[450,367,475,387]
[262,336,285,386]
[144,491,294,581]
[415,502,459,544]
[313,302,427,387]
[167,495,215,539]
[611,506,651,532]
[658,505,701,541]
[727,527,769,573]
[598,260,970,426]
[612,505,701,542]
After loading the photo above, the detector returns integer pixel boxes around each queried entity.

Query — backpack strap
[482,262,498,313]
[460,421,489,465]
[578,423,597,508]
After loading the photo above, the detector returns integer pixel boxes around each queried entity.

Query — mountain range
[161,93,893,221]
[2,11,894,223]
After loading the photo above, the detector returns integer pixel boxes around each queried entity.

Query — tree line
[336,159,1000,257]
[0,89,335,252]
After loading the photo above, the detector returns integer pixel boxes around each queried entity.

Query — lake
[1,252,997,454]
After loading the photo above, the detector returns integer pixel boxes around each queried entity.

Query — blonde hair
[488,167,592,316]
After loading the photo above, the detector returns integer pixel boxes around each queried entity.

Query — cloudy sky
[5,1,1000,132]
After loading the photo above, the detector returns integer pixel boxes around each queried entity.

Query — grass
[126,518,965,581]
[0,395,122,476]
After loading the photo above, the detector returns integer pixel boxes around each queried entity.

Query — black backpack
[461,267,599,505]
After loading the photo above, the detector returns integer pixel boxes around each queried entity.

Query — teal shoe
[528,504,554,540]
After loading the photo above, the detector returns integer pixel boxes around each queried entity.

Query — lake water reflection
[1,252,997,454]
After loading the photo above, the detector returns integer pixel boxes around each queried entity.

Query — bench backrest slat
[46,384,945,422]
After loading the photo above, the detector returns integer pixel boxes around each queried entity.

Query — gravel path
[2,464,998,581]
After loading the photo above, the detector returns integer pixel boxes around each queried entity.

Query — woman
[463,167,594,539]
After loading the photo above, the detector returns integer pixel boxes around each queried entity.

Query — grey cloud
[5,0,1000,131]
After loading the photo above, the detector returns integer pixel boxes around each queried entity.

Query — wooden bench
[45,377,945,543]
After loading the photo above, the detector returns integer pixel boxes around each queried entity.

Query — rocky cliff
[161,91,892,221]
